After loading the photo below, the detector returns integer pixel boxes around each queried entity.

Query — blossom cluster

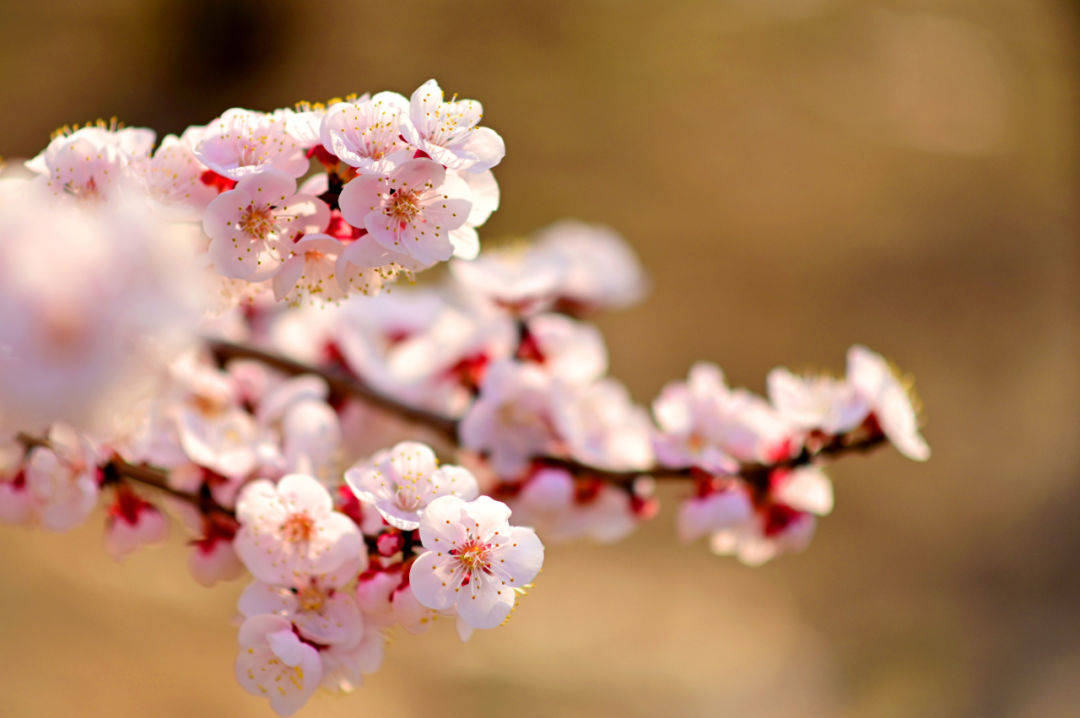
[0,80,931,714]
[23,79,502,305]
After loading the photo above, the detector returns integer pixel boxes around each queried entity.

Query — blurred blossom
[0,178,208,435]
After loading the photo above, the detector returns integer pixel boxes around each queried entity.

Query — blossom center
[239,204,276,240]
[294,583,328,612]
[450,540,492,582]
[281,511,316,543]
[387,188,421,226]
[393,486,421,511]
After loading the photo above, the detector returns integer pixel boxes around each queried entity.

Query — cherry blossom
[337,158,475,267]
[531,220,647,313]
[509,468,641,544]
[344,441,479,530]
[767,367,869,435]
[272,233,349,304]
[203,168,329,280]
[653,363,791,472]
[238,575,364,646]
[846,345,930,461]
[234,473,366,585]
[319,93,410,174]
[0,185,205,433]
[194,108,308,180]
[319,624,385,692]
[459,360,561,478]
[103,486,168,560]
[234,614,322,716]
[677,484,754,543]
[25,123,154,199]
[23,424,103,531]
[401,79,505,172]
[410,495,544,629]
[136,127,218,214]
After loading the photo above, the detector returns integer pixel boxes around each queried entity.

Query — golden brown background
[1,0,1078,716]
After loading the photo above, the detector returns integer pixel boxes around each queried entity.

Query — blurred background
[1,0,1078,716]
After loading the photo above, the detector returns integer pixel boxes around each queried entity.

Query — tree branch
[206,339,891,488]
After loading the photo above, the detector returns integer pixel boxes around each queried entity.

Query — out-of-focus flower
[767,367,869,435]
[846,345,930,461]
[410,495,543,630]
[344,441,479,530]
[531,220,647,313]
[459,361,560,478]
[25,123,154,199]
[0,184,207,434]
[234,614,322,716]
[103,486,168,560]
[22,424,104,531]
[653,363,790,472]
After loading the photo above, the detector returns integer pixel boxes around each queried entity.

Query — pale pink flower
[771,466,834,517]
[709,504,817,566]
[272,233,348,304]
[338,158,475,267]
[509,468,638,544]
[449,245,565,315]
[335,289,514,417]
[25,124,154,199]
[401,79,505,172]
[235,474,366,585]
[136,127,218,214]
[521,313,608,385]
[410,495,544,630]
[653,363,791,472]
[103,487,169,560]
[344,441,479,530]
[532,220,647,312]
[195,108,308,180]
[203,168,329,280]
[319,93,410,174]
[676,485,754,543]
[319,623,385,692]
[234,614,322,716]
[0,187,206,433]
[188,531,245,587]
[554,378,655,472]
[23,424,103,531]
[238,577,364,646]
[767,367,869,435]
[846,345,930,461]
[459,361,561,478]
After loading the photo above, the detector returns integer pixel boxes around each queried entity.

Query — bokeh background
[1,0,1078,716]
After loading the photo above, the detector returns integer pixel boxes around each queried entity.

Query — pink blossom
[234,614,322,716]
[235,474,366,585]
[401,79,505,172]
[410,495,544,630]
[337,158,475,267]
[344,441,479,530]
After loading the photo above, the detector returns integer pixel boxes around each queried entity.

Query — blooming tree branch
[0,79,930,715]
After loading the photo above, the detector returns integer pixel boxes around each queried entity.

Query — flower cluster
[0,80,931,714]
[232,457,540,715]
[23,79,502,305]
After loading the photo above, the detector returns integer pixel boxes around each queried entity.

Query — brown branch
[209,339,457,440]
[206,339,892,488]
[17,432,235,517]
